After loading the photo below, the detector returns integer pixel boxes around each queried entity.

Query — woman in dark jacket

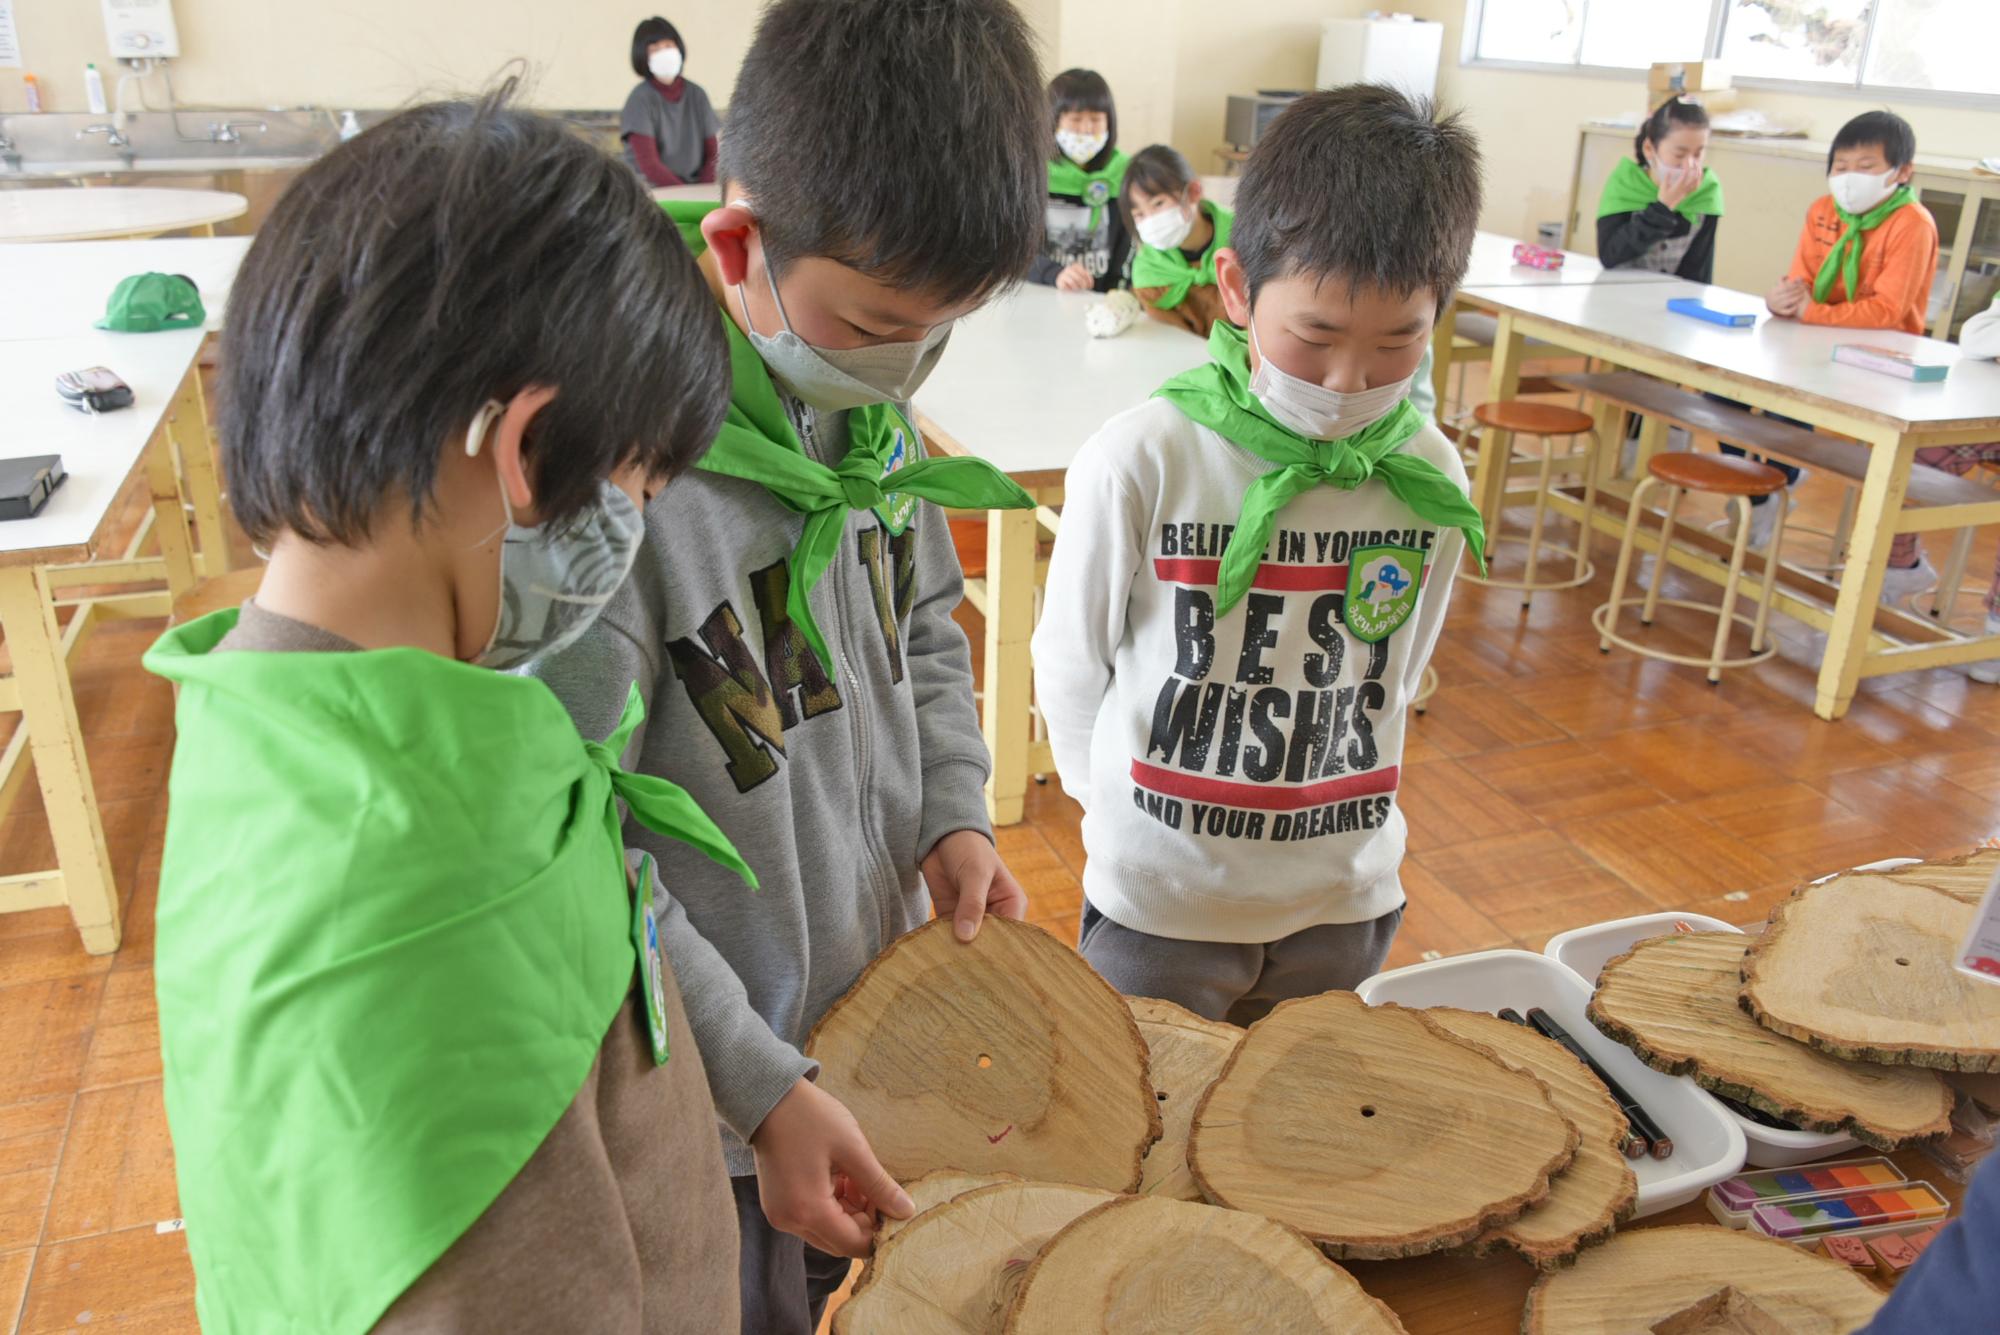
[620,15,720,188]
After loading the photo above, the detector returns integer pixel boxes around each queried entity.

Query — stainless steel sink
[0,109,334,178]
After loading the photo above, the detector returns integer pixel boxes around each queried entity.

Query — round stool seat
[948,515,989,580]
[170,565,264,625]
[1472,400,1596,435]
[1646,452,1787,496]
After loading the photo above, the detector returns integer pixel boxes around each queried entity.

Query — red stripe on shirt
[1129,759,1400,811]
[1152,557,1349,590]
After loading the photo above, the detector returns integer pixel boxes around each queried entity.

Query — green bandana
[142,613,753,1334]
[1131,200,1233,310]
[662,200,1035,672]
[1155,322,1487,615]
[1046,149,1130,231]
[1813,185,1914,305]
[1596,156,1724,226]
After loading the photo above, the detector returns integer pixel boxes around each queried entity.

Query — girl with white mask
[1123,143,1236,337]
[1030,68,1134,293]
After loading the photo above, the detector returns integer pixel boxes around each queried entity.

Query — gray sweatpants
[1078,899,1405,1026]
[732,1175,853,1335]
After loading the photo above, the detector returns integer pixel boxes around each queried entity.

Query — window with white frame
[1468,0,2000,99]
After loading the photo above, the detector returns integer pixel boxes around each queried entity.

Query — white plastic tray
[1356,949,1746,1216]
[1542,912,1860,1168]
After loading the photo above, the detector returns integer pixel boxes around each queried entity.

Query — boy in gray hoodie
[531,2,1050,1330]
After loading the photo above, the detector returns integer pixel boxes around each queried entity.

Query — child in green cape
[1124,144,1233,337]
[1030,67,1132,293]
[1596,96,1723,282]
[144,87,750,1334]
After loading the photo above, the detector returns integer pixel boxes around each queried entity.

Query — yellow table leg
[143,427,199,600]
[1816,430,1919,719]
[982,504,1038,827]
[1471,311,1527,535]
[169,363,233,578]
[0,566,120,954]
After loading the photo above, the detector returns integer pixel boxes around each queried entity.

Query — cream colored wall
[1,0,764,112]
[1167,0,1374,171]
[1053,0,1178,149]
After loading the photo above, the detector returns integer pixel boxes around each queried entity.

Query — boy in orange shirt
[1726,111,1939,550]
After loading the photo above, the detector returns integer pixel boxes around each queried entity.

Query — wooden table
[0,187,248,243]
[1340,1143,1961,1332]
[1465,278,2000,719]
[0,329,207,952]
[914,284,1208,824]
[0,236,250,340]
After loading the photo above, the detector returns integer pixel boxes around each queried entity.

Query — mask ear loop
[465,398,515,547]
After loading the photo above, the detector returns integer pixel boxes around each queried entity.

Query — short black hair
[630,16,684,80]
[1049,68,1117,172]
[1120,144,1195,233]
[1634,95,1709,165]
[221,81,728,548]
[1830,109,1916,172]
[721,0,1045,307]
[1231,85,1482,314]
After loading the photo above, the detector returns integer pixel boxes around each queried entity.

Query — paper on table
[0,2,21,69]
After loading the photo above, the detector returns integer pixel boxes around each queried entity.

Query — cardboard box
[1649,60,1731,93]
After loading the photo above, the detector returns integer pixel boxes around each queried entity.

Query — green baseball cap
[97,272,206,333]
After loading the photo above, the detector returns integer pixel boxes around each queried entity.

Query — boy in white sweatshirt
[1032,86,1485,1023]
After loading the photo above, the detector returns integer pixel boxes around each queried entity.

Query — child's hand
[750,1078,914,1258]
[1656,164,1700,211]
[1766,278,1807,318]
[922,829,1029,941]
[1055,262,1093,292]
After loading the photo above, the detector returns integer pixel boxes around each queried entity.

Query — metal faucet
[206,120,267,144]
[77,123,130,149]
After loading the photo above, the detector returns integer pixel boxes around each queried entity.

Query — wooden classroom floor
[3,475,1999,1332]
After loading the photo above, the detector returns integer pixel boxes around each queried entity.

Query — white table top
[651,183,722,204]
[1463,278,2000,433]
[0,237,251,341]
[0,329,203,558]
[914,284,1209,479]
[0,188,247,243]
[1459,230,1674,289]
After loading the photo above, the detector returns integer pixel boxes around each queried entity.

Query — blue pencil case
[1668,297,1756,328]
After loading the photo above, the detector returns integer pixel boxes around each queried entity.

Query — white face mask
[1055,129,1108,165]
[1248,319,1412,441]
[463,401,647,670]
[1137,200,1194,251]
[1828,167,1899,215]
[737,254,952,412]
[647,46,683,83]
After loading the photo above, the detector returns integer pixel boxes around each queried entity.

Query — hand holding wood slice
[834,1181,1114,1334]
[1187,992,1578,1258]
[878,1170,1022,1246]
[1419,1008,1637,1268]
[1589,932,1952,1148]
[1127,997,1242,1200]
[1522,1225,1885,1334]
[805,918,1160,1191]
[1742,876,2000,1072]
[1003,1195,1406,1334]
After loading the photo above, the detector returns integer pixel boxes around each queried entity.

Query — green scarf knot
[1131,200,1232,310]
[1595,156,1725,226]
[1813,185,1914,305]
[1046,150,1129,231]
[1155,322,1486,614]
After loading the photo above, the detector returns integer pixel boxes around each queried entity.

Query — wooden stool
[1594,453,1787,684]
[169,565,263,625]
[1463,399,1602,608]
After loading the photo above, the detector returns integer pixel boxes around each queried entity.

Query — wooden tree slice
[1003,1195,1406,1334]
[1420,1009,1637,1268]
[1879,847,2000,904]
[1187,992,1578,1259]
[833,1181,1114,1335]
[878,1170,1022,1246]
[804,917,1160,1191]
[1127,998,1242,1200]
[1742,876,2000,1072]
[1589,932,1953,1149]
[1522,1225,1885,1334]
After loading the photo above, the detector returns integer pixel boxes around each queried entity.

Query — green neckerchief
[1596,156,1725,225]
[1814,185,1915,305]
[1046,148,1130,231]
[142,613,753,1335]
[661,199,1035,672]
[1131,200,1233,310]
[1155,321,1487,614]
